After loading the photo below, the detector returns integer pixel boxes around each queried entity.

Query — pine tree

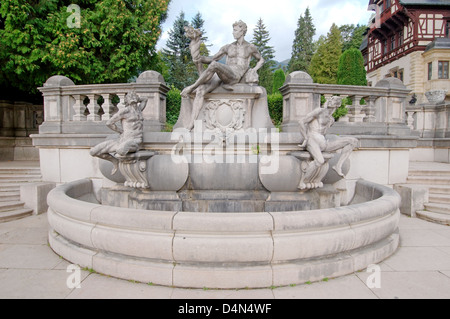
[191,12,208,44]
[308,23,343,84]
[251,18,276,94]
[190,11,210,57]
[162,11,197,90]
[340,24,368,52]
[288,7,316,73]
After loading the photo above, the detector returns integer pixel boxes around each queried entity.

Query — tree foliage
[272,68,285,94]
[337,48,367,86]
[251,18,276,94]
[288,7,315,73]
[0,0,170,95]
[308,23,343,84]
[340,24,368,52]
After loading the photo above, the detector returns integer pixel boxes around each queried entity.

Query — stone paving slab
[0,212,449,299]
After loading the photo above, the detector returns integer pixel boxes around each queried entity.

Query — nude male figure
[180,20,264,130]
[298,97,358,177]
[90,90,148,173]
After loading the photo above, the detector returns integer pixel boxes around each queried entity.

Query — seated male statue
[299,96,358,178]
[180,20,265,130]
[90,90,148,174]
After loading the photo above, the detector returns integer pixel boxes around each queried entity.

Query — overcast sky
[156,0,375,62]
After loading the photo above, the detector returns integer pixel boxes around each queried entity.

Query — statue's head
[125,90,140,106]
[184,25,202,40]
[325,96,342,111]
[232,20,247,39]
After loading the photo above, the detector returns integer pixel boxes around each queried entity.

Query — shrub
[166,86,181,126]
[337,48,367,86]
[268,93,283,126]
[272,69,286,94]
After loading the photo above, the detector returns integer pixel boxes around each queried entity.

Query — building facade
[361,0,450,103]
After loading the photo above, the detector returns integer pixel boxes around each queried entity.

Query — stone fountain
[46,21,400,288]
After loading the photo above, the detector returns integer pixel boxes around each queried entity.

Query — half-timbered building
[361,0,450,103]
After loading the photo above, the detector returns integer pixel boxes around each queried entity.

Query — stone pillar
[279,71,319,132]
[38,75,75,133]
[134,70,170,132]
[374,77,410,125]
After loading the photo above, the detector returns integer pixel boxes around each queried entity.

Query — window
[391,68,404,82]
[390,35,396,51]
[386,0,391,9]
[428,62,433,80]
[399,69,404,82]
[439,61,449,79]
[383,40,388,55]
[446,21,450,38]
[399,30,404,46]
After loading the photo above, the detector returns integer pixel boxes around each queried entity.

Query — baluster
[363,96,377,123]
[72,94,87,121]
[101,94,114,120]
[348,95,364,123]
[86,94,101,121]
[116,93,127,111]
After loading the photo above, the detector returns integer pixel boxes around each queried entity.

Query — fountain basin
[47,178,400,288]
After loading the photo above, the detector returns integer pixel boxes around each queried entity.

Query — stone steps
[429,193,450,204]
[416,210,450,226]
[0,191,20,202]
[407,175,450,185]
[406,163,450,225]
[0,161,41,222]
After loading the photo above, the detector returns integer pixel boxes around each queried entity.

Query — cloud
[157,0,373,61]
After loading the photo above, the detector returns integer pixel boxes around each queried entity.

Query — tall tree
[340,24,368,52]
[162,11,195,89]
[190,11,210,57]
[337,48,367,86]
[288,7,316,73]
[309,23,343,84]
[191,12,208,44]
[0,0,170,96]
[251,18,276,94]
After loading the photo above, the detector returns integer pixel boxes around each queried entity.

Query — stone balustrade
[280,71,412,135]
[37,71,169,134]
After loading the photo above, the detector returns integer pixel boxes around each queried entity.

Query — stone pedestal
[174,84,274,132]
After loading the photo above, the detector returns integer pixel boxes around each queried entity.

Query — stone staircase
[0,161,42,222]
[406,162,450,226]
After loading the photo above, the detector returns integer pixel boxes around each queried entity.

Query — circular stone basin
[47,179,400,289]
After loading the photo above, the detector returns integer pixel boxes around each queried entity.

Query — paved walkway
[0,212,449,299]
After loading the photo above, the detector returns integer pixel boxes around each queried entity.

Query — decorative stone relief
[204,99,246,144]
[116,151,155,189]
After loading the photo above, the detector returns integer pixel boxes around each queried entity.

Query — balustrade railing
[38,71,169,134]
